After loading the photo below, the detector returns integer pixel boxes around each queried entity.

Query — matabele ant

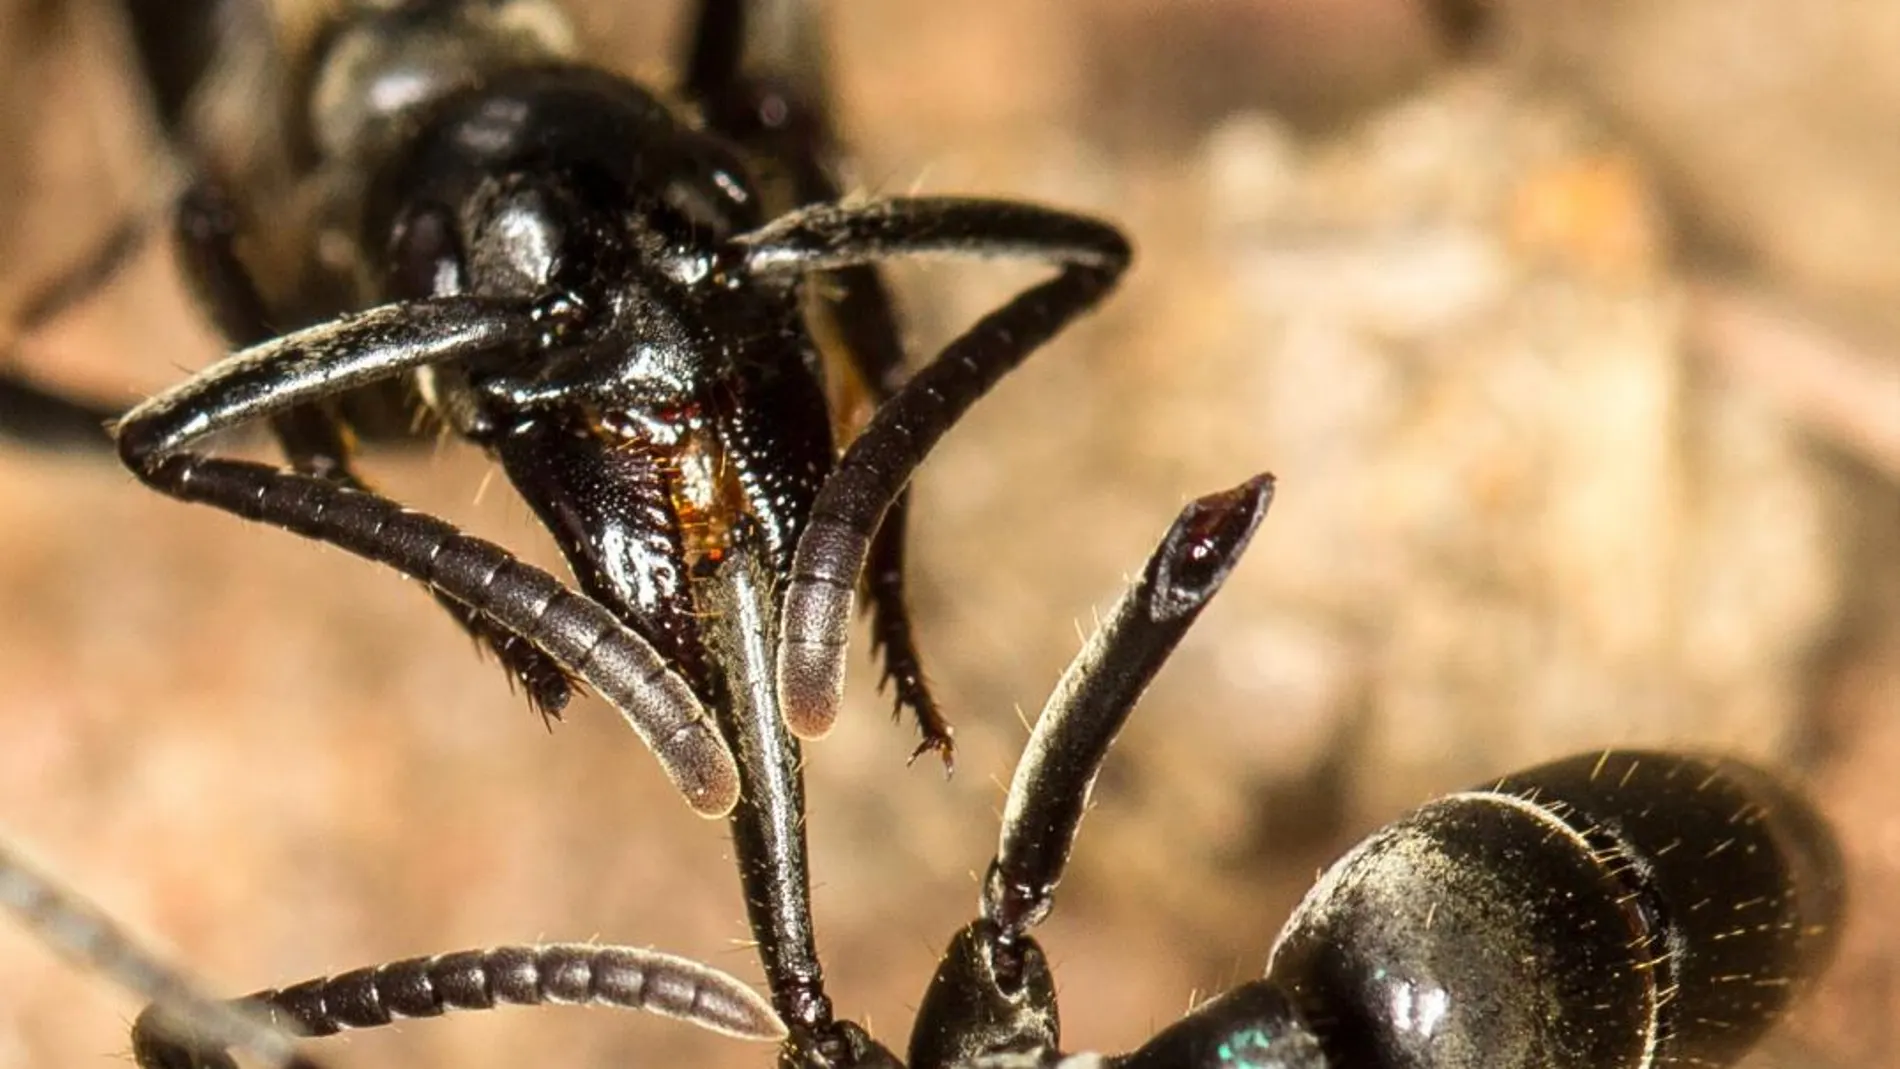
[1,0,1125,1040]
[5,474,1844,1067]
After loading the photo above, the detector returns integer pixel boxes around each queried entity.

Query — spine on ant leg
[1265,750,1844,1069]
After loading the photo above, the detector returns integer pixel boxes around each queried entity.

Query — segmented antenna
[2,842,786,1068]
[0,838,305,1069]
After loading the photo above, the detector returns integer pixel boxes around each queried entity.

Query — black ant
[2,0,1124,1041]
[7,0,1129,782]
[4,472,1845,1067]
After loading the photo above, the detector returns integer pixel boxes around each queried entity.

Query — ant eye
[387,202,466,297]
[658,149,760,244]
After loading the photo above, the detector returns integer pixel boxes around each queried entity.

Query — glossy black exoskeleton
[1254,750,1843,1069]
[2,0,1126,1043]
[9,0,1130,788]
[3,472,1845,1069]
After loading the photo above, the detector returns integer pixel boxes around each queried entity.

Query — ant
[5,472,1845,1067]
[1,0,1124,1041]
[5,0,1132,791]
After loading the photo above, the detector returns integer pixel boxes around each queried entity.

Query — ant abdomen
[1261,750,1843,1069]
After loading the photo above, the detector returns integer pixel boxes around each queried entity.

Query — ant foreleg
[723,198,1131,742]
[112,302,740,815]
[171,180,578,719]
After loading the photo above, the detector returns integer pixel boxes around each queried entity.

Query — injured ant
[6,0,1130,797]
[4,473,1844,1068]
[3,0,1124,1037]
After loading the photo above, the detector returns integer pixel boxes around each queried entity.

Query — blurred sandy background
[1,1,1896,1067]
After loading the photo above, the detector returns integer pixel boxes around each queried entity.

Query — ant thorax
[307,0,577,169]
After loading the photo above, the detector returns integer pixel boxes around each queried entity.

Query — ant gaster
[4,473,1844,1068]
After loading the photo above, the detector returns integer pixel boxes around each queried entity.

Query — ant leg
[0,838,312,1069]
[906,476,1273,1069]
[13,215,152,336]
[680,0,747,108]
[680,0,837,206]
[681,0,954,763]
[721,198,1132,740]
[172,181,578,719]
[130,943,785,1069]
[863,495,953,764]
[112,301,740,816]
[681,0,832,153]
[113,0,255,140]
[0,375,121,448]
[0,215,152,450]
